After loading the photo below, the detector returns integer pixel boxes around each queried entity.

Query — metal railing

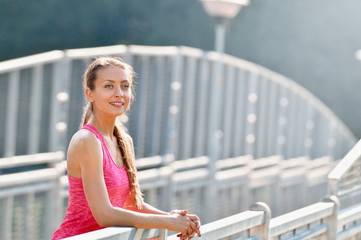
[328,139,361,209]
[0,152,337,239]
[0,165,65,240]
[0,45,356,160]
[58,153,336,226]
[65,195,361,240]
[63,195,360,240]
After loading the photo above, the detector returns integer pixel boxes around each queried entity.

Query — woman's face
[87,66,132,118]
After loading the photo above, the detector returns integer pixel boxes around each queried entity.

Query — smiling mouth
[110,102,124,107]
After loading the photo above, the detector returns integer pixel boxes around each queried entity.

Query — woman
[52,57,201,240]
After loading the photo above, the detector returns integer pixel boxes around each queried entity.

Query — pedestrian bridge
[0,45,359,239]
[1,140,361,239]
[64,139,361,240]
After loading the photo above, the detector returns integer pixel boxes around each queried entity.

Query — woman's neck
[88,114,117,139]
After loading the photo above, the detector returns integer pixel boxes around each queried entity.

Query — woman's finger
[171,209,188,215]
[189,219,201,237]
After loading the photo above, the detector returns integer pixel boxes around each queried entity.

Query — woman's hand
[170,210,201,239]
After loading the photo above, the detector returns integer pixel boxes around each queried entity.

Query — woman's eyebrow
[102,79,129,83]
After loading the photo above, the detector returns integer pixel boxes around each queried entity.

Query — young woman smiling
[52,57,201,240]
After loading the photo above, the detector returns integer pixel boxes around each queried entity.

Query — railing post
[244,72,259,156]
[158,229,167,240]
[327,177,339,197]
[1,195,14,240]
[322,195,339,240]
[5,70,20,157]
[249,202,271,240]
[164,154,175,212]
[166,49,183,159]
[49,55,70,153]
[28,64,43,154]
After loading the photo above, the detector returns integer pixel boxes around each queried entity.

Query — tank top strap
[81,124,107,147]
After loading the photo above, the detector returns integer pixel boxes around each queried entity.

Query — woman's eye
[122,85,130,89]
[105,84,113,89]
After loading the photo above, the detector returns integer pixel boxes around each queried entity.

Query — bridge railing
[65,194,361,240]
[0,45,356,160]
[59,154,336,224]
[0,152,336,239]
[328,139,361,209]
[63,196,343,240]
[62,227,167,240]
[0,165,65,240]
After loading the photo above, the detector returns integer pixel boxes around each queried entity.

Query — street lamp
[199,0,250,222]
[200,0,249,53]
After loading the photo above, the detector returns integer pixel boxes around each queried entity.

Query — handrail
[0,151,64,170]
[62,227,166,240]
[269,197,337,238]
[60,196,345,240]
[0,50,64,73]
[328,139,361,186]
[0,162,65,188]
[168,205,268,240]
[337,202,361,239]
[327,139,361,209]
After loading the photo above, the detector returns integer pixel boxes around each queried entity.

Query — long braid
[81,102,93,127]
[113,124,143,209]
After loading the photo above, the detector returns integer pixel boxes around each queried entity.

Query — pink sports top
[52,124,130,239]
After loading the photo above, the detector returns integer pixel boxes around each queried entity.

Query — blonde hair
[81,56,143,209]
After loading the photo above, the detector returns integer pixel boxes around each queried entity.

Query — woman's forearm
[98,205,169,228]
[97,205,193,235]
[126,202,169,215]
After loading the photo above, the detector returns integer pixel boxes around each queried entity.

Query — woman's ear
[85,87,93,102]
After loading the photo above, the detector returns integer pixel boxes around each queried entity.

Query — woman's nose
[115,86,124,97]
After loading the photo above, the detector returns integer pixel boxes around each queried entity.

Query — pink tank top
[52,124,130,239]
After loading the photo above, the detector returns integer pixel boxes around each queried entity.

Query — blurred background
[1,0,361,138]
[1,1,361,239]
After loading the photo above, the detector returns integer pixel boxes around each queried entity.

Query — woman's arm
[123,133,201,237]
[67,130,197,236]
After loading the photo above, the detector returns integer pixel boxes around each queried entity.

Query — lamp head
[200,0,249,20]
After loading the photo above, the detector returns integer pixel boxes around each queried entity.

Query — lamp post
[199,0,249,222]
[200,0,249,53]
[200,0,250,160]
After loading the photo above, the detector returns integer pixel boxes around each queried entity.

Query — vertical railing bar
[150,56,165,156]
[195,53,209,157]
[265,81,278,156]
[166,50,183,159]
[304,103,315,158]
[135,56,149,158]
[149,57,161,156]
[24,192,35,240]
[233,69,245,156]
[59,57,72,153]
[287,90,298,158]
[28,65,43,154]
[244,71,259,156]
[256,76,268,158]
[276,85,288,157]
[222,65,235,159]
[49,58,65,152]
[328,120,337,158]
[295,96,306,157]
[182,56,197,159]
[2,195,14,240]
[5,70,20,157]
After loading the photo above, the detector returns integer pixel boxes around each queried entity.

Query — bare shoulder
[67,129,103,177]
[69,129,100,150]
